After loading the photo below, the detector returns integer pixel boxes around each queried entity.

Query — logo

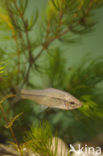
[69,144,102,155]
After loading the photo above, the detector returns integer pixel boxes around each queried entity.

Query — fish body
[20,88,82,110]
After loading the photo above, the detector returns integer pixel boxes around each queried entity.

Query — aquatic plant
[24,122,69,156]
[0,94,23,155]
[0,0,103,155]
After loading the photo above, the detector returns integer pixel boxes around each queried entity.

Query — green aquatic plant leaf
[24,122,70,156]
[24,122,53,156]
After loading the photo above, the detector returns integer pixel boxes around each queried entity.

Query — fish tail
[11,87,21,104]
[20,89,28,95]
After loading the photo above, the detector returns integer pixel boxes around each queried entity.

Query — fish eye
[70,101,75,105]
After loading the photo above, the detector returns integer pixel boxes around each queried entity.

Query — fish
[18,88,82,110]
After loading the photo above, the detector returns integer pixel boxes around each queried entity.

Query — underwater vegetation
[0,0,103,155]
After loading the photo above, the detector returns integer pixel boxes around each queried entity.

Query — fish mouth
[67,103,82,110]
[71,102,82,110]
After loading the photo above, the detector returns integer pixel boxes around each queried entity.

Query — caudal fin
[11,87,21,104]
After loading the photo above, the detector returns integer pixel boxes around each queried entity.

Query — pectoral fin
[39,105,48,112]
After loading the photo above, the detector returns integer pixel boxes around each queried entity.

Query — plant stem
[13,0,32,86]
[0,105,22,156]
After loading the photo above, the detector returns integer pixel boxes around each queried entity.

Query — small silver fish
[20,88,82,110]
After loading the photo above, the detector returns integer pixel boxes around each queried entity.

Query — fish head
[66,94,82,110]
